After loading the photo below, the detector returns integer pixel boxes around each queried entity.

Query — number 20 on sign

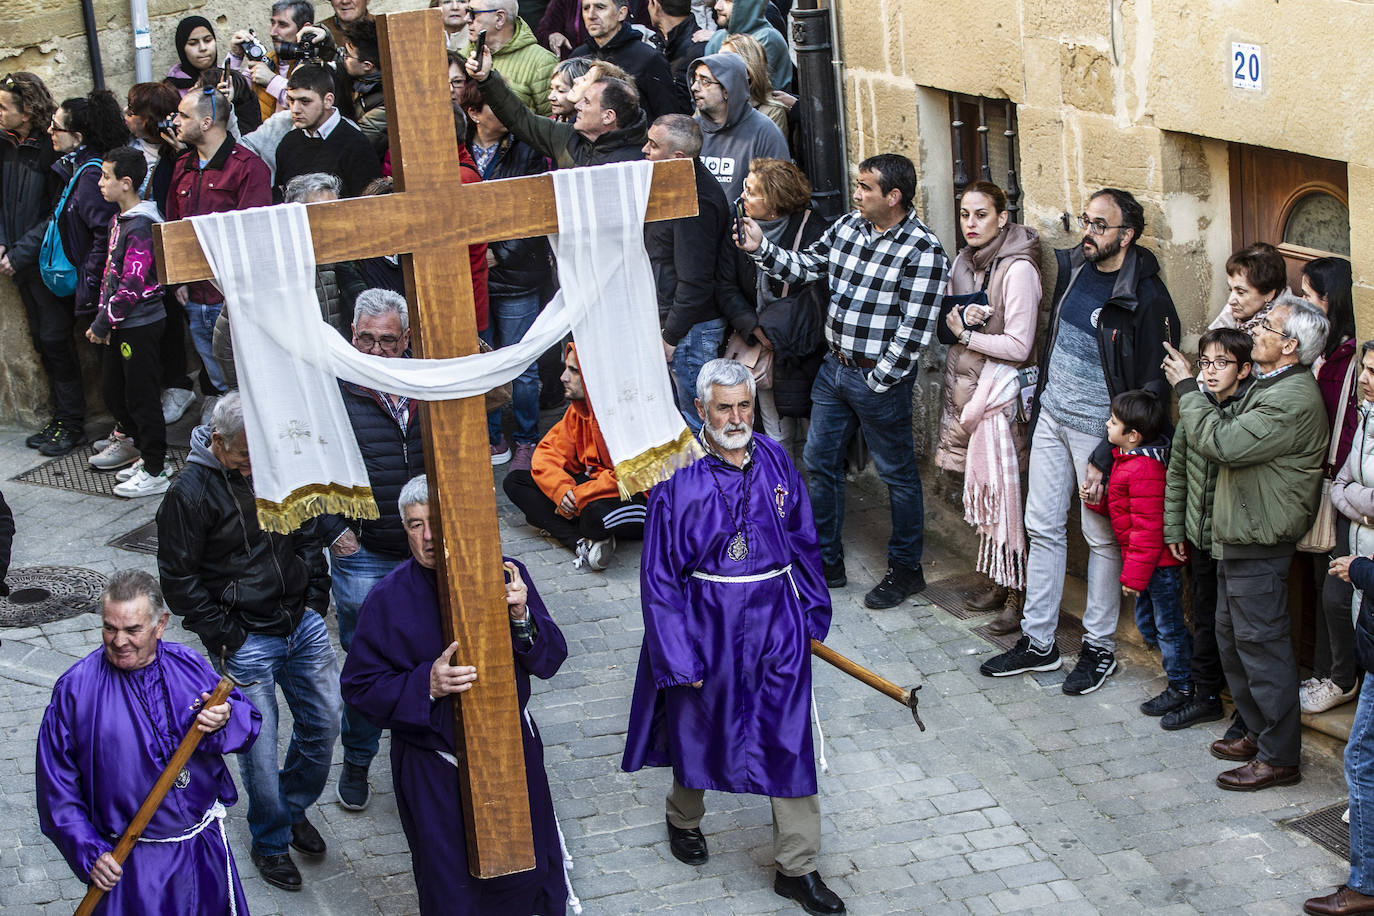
[1232,42,1262,91]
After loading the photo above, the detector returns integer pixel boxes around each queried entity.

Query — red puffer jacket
[1100,442,1185,590]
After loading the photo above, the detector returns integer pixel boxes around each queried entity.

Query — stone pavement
[0,418,1353,915]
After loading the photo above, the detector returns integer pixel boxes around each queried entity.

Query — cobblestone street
[0,423,1353,915]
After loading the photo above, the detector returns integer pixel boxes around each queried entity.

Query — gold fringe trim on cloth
[614,428,705,498]
[255,483,380,534]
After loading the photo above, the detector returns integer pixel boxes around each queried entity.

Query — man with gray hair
[1164,295,1330,791]
[622,359,846,914]
[36,569,261,911]
[318,287,426,811]
[156,391,340,891]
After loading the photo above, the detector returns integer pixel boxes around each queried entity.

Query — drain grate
[924,571,1003,620]
[0,566,107,626]
[973,615,1086,656]
[13,447,189,498]
[108,520,160,555]
[1284,802,1350,861]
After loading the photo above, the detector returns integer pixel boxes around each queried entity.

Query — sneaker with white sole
[1062,643,1118,695]
[113,466,172,498]
[162,387,197,424]
[585,537,615,571]
[979,635,1062,677]
[93,427,125,453]
[1300,677,1359,714]
[116,458,145,482]
[490,437,511,466]
[89,436,141,470]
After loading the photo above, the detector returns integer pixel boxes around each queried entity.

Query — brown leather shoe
[985,589,1025,636]
[1304,886,1374,915]
[964,580,1008,613]
[1209,734,1258,761]
[1216,758,1301,791]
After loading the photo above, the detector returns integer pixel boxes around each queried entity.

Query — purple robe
[339,557,569,916]
[622,434,832,797]
[36,641,261,915]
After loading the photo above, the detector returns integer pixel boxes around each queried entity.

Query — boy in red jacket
[1093,389,1189,710]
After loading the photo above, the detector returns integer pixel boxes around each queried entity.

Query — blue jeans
[331,543,404,767]
[1347,677,1374,892]
[803,354,924,569]
[671,317,727,433]
[481,291,541,445]
[223,611,342,856]
[1134,566,1191,689]
[185,301,226,392]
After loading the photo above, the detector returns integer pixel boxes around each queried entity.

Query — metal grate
[0,566,107,626]
[924,572,1002,620]
[108,521,160,555]
[13,447,189,498]
[1284,802,1350,861]
[973,615,1086,655]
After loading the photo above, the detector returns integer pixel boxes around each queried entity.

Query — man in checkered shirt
[737,153,949,610]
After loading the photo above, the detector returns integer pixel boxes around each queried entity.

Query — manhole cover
[1284,801,1349,861]
[924,571,1002,620]
[972,614,1085,656]
[0,566,107,626]
[108,520,159,555]
[12,446,189,498]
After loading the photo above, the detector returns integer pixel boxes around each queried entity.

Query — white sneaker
[1300,677,1360,714]
[113,466,172,498]
[89,436,141,470]
[573,537,616,571]
[162,387,197,424]
[116,458,145,482]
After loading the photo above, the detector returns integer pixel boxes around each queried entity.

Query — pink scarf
[960,362,1026,589]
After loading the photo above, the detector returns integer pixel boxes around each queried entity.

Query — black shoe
[252,852,302,891]
[1222,708,1249,742]
[979,635,1062,677]
[25,419,58,449]
[822,559,847,589]
[666,817,708,865]
[1160,693,1224,730]
[774,870,846,915]
[290,817,326,857]
[336,761,372,811]
[1062,643,1117,695]
[863,563,925,609]
[1141,685,1192,717]
[37,421,87,457]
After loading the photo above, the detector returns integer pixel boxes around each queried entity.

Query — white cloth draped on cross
[190,161,702,533]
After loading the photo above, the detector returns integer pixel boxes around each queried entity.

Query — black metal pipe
[791,4,846,220]
[80,0,106,90]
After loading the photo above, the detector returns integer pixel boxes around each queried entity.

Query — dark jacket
[1317,336,1360,474]
[319,380,427,559]
[571,24,692,121]
[1030,243,1180,471]
[273,116,383,199]
[0,488,12,597]
[92,200,165,338]
[655,18,706,86]
[53,149,119,314]
[479,69,648,169]
[1349,558,1374,673]
[468,132,553,297]
[156,425,331,658]
[0,129,61,276]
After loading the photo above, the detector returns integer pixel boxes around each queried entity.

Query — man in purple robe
[340,474,571,915]
[622,358,846,915]
[36,569,261,914]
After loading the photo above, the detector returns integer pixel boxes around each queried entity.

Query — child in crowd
[86,145,171,498]
[1159,328,1255,729]
[1093,389,1187,708]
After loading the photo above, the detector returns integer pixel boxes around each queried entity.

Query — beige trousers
[666,778,821,876]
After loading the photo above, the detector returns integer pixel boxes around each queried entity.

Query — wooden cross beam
[154,9,697,877]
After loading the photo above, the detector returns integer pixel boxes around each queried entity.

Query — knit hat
[174,16,216,78]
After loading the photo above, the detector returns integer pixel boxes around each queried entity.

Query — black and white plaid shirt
[752,208,949,392]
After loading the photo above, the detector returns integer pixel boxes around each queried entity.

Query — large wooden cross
[154,9,696,876]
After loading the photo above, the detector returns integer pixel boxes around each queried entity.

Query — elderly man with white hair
[1164,294,1331,792]
[621,358,846,914]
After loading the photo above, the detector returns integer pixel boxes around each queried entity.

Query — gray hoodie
[691,53,790,203]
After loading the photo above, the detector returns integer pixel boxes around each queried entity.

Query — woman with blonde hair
[719,33,792,140]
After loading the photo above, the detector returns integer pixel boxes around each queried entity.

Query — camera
[158,114,177,135]
[276,39,325,62]
[241,30,270,63]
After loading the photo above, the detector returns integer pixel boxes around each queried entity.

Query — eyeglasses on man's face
[355,332,402,349]
[1076,214,1125,236]
[1259,318,1293,340]
[1197,357,1237,370]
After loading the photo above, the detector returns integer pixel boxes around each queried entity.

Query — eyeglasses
[48,123,74,134]
[690,74,720,88]
[1077,214,1125,236]
[0,74,18,92]
[200,84,218,122]
[467,7,500,16]
[1197,357,1238,370]
[1259,318,1293,339]
[355,332,402,349]
[449,76,465,88]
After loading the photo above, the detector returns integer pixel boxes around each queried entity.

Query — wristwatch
[958,329,973,347]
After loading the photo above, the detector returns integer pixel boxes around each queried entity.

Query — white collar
[305,108,342,139]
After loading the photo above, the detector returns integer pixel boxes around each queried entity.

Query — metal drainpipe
[130,0,153,83]
[791,0,847,220]
[80,0,106,90]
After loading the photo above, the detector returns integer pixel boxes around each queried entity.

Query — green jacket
[1162,381,1250,553]
[460,19,557,117]
[477,70,648,170]
[1176,364,1329,558]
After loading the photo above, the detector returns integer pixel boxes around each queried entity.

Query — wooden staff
[810,639,925,731]
[74,674,238,916]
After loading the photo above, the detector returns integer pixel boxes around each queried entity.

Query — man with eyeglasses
[316,289,428,812]
[689,53,787,203]
[456,0,557,116]
[981,188,1180,697]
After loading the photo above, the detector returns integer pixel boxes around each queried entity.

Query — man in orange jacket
[502,342,648,570]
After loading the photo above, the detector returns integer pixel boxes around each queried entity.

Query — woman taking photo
[165,16,261,136]
[935,180,1043,634]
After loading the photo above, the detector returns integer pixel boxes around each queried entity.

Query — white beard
[706,423,752,452]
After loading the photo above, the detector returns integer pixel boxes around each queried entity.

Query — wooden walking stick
[74,663,251,916]
[810,639,926,731]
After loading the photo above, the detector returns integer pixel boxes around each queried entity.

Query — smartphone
[733,199,745,242]
[473,29,487,66]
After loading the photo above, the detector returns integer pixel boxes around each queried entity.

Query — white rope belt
[115,800,236,916]
[690,564,792,583]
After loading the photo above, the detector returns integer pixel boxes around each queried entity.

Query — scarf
[190,161,700,532]
[960,361,1025,589]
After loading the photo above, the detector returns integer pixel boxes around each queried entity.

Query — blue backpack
[39,158,102,298]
